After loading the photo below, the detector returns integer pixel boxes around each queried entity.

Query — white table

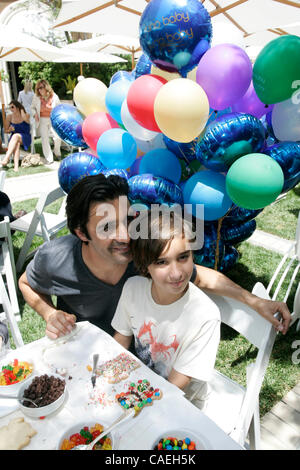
[0,322,243,450]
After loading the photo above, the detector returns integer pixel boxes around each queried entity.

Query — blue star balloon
[58,152,105,194]
[50,104,88,148]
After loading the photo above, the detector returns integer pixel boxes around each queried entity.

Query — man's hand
[44,310,76,339]
[252,297,291,335]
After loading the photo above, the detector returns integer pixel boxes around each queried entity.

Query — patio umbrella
[63,34,141,69]
[0,25,126,122]
[53,0,300,48]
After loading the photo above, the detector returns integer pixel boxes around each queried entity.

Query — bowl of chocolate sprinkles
[17,373,66,418]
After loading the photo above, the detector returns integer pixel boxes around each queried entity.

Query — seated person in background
[0,321,9,356]
[1,100,31,172]
[112,209,220,407]
[0,136,6,154]
[0,191,26,222]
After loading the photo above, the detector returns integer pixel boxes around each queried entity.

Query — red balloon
[127,74,167,132]
[82,112,119,150]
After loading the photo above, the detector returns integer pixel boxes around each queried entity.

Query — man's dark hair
[66,174,129,241]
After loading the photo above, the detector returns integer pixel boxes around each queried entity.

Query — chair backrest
[0,171,6,192]
[295,211,300,260]
[207,282,277,443]
[35,186,66,216]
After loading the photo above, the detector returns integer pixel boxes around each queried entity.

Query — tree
[18,55,132,99]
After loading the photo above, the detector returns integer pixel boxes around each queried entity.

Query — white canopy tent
[0,24,127,123]
[63,34,141,69]
[53,0,300,59]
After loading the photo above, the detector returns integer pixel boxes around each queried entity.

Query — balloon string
[214,206,234,270]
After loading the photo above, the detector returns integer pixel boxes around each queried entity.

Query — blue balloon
[183,170,233,221]
[163,135,197,163]
[139,0,212,75]
[128,174,183,206]
[206,107,232,126]
[219,245,239,273]
[105,80,132,124]
[263,142,300,193]
[139,148,182,184]
[221,219,257,245]
[102,169,129,180]
[132,53,152,78]
[129,156,143,177]
[58,152,105,194]
[97,128,137,170]
[110,70,135,86]
[193,223,225,269]
[196,113,266,172]
[50,104,88,148]
[222,206,263,226]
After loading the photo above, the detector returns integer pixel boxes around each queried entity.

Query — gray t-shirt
[26,234,137,335]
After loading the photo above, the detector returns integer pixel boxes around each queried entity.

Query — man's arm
[19,271,76,339]
[194,264,291,334]
[168,368,191,391]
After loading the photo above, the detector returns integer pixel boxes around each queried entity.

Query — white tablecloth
[0,322,243,450]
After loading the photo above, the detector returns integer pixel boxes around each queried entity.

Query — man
[19,174,291,339]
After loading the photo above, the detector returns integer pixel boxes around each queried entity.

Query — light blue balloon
[105,80,132,124]
[183,170,233,221]
[139,148,182,184]
[97,128,137,170]
[110,70,135,86]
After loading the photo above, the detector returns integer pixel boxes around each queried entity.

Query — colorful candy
[0,359,33,386]
[154,437,196,451]
[60,423,112,450]
[115,379,162,416]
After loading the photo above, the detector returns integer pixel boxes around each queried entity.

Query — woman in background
[18,79,34,116]
[31,79,61,165]
[1,100,31,172]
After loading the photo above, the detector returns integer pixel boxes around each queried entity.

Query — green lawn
[8,190,300,417]
[256,184,300,240]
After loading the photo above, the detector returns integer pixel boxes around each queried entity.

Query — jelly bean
[166,445,173,450]
[182,443,187,450]
[185,437,191,445]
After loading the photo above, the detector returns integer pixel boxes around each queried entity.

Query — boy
[112,209,220,407]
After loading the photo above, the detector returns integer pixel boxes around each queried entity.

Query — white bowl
[151,429,212,450]
[0,355,34,396]
[17,373,67,419]
[57,420,114,450]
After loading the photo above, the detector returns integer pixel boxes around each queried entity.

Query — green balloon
[253,35,300,104]
[226,153,284,210]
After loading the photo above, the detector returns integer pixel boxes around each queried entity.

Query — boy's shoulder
[124,275,149,290]
[187,282,221,322]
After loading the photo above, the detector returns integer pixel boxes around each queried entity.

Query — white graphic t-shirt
[112,276,220,386]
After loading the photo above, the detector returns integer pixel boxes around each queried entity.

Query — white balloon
[135,133,166,153]
[272,97,300,142]
[211,22,246,49]
[121,100,159,141]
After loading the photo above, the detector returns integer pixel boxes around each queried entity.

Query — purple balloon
[196,44,252,110]
[231,82,271,119]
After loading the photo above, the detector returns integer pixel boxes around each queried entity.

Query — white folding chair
[266,211,300,331]
[0,171,6,191]
[0,216,23,348]
[190,283,278,450]
[10,186,67,273]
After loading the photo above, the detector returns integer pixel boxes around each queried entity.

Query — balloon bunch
[52,0,300,272]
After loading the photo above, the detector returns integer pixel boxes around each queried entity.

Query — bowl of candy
[0,356,34,396]
[152,429,212,450]
[17,373,66,418]
[57,421,114,450]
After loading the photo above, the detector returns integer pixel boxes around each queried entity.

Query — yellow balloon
[150,65,180,81]
[154,79,209,143]
[151,65,197,82]
[73,77,107,116]
[187,67,197,82]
